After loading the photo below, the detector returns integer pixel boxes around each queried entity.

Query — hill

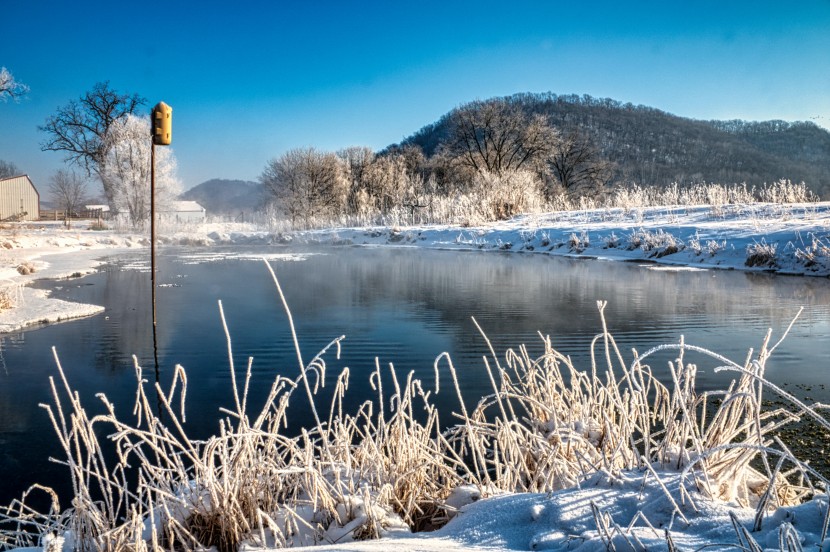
[398,93,830,197]
[179,179,263,216]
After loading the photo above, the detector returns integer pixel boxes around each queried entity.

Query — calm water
[2,246,830,507]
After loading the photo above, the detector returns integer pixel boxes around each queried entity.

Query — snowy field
[2,204,830,551]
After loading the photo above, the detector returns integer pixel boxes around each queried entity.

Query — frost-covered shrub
[602,232,621,249]
[568,231,589,252]
[470,170,546,221]
[15,261,36,275]
[746,240,778,268]
[0,281,21,311]
[795,235,830,271]
[626,229,683,257]
[690,234,728,257]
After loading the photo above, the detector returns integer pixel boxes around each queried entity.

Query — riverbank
[3,202,830,333]
[287,202,830,277]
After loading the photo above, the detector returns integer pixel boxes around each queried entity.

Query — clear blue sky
[2,0,829,193]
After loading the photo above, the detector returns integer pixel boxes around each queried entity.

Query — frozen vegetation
[0,191,830,550]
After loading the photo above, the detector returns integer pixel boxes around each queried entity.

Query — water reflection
[2,246,830,508]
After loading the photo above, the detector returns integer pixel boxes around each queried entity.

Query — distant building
[0,175,40,221]
[162,200,206,223]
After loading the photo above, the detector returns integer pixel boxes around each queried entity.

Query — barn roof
[0,174,33,183]
[169,200,205,212]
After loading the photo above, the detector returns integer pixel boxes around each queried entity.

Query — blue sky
[2,0,829,192]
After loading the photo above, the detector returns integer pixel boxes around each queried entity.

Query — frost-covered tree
[48,169,88,228]
[362,153,409,212]
[39,82,145,208]
[337,146,375,214]
[101,114,180,229]
[261,148,345,228]
[0,160,19,179]
[0,67,28,102]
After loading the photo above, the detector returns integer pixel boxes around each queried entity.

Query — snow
[3,204,830,551]
[235,470,830,551]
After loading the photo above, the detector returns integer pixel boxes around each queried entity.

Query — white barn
[162,200,206,223]
[0,175,40,221]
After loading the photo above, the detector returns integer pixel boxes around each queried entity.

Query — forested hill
[399,93,830,197]
[179,179,263,215]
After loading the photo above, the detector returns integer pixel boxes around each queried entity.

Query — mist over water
[2,246,829,507]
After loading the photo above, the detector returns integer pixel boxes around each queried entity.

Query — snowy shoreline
[2,202,830,334]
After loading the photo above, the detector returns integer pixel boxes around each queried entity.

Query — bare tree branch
[48,169,88,228]
[441,98,559,177]
[0,67,28,102]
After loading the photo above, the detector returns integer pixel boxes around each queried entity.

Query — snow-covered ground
[3,204,830,551]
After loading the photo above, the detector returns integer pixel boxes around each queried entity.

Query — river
[1,246,829,507]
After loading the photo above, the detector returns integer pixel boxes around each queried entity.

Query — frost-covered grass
[259,179,817,230]
[1,262,828,551]
[0,283,20,312]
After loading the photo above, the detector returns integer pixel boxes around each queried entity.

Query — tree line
[404,93,830,197]
[261,97,613,228]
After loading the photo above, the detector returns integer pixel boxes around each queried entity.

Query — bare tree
[101,114,180,229]
[48,169,88,228]
[547,131,613,198]
[39,82,145,209]
[261,148,345,228]
[337,146,375,214]
[441,98,559,178]
[0,160,19,179]
[0,67,28,102]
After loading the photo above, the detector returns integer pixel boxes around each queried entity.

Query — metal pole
[151,141,157,327]
[151,141,160,375]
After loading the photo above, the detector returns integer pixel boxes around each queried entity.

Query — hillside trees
[400,92,830,197]
[547,131,614,198]
[39,82,145,209]
[261,148,345,228]
[101,114,180,229]
[263,92,830,226]
[0,67,28,101]
[441,98,558,178]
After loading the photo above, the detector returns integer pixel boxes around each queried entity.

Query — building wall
[160,201,206,223]
[0,176,40,221]
[166,209,206,223]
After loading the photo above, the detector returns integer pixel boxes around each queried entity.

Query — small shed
[163,200,206,223]
[0,175,40,221]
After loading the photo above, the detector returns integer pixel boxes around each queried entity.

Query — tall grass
[261,179,817,231]
[1,263,827,551]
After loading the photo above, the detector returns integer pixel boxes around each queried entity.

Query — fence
[39,208,109,221]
